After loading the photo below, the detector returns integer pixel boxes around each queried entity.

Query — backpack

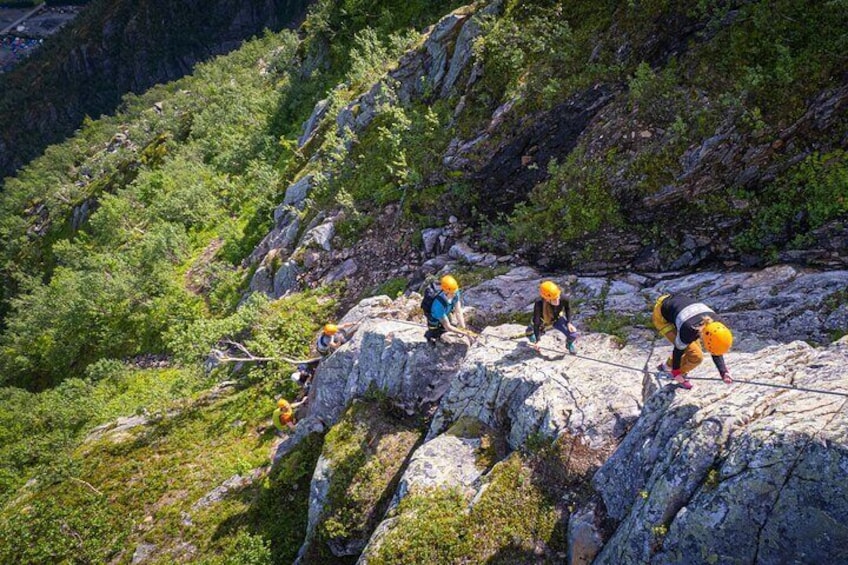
[420,281,446,319]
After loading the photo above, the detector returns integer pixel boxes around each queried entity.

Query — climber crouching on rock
[526,280,578,355]
[290,359,319,398]
[423,274,471,346]
[652,294,734,389]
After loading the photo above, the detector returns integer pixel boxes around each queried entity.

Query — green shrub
[368,277,408,299]
[509,149,623,248]
[692,0,848,121]
[733,150,848,254]
[470,0,618,115]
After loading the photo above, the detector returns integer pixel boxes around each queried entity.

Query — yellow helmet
[277,398,290,409]
[323,323,338,335]
[539,281,561,302]
[701,321,733,355]
[440,275,459,293]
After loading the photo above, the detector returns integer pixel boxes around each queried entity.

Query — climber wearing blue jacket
[424,275,468,345]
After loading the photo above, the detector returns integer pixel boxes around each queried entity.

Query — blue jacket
[428,290,461,326]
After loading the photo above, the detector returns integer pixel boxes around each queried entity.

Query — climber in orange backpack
[526,280,578,355]
[652,294,734,389]
[272,398,306,432]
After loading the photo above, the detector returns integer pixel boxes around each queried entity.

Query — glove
[721,371,733,384]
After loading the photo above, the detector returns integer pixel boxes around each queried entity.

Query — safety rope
[372,316,848,399]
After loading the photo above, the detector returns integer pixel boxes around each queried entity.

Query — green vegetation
[733,151,848,254]
[367,277,409,299]
[310,400,423,560]
[0,368,271,564]
[692,0,848,123]
[509,149,623,251]
[245,433,325,564]
[0,365,207,503]
[466,0,620,124]
[368,454,565,563]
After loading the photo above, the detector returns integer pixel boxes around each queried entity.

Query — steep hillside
[0,0,846,563]
[0,0,313,182]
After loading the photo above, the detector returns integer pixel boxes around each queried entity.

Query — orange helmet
[440,275,459,293]
[539,281,561,302]
[323,323,338,335]
[701,321,733,355]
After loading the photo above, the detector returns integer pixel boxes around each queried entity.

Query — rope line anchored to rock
[373,317,848,399]
[214,316,848,399]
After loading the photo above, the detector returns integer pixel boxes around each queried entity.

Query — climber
[290,359,319,396]
[423,274,470,346]
[652,294,734,389]
[315,322,359,356]
[525,280,578,355]
[272,397,306,432]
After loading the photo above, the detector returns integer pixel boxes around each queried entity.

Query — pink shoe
[674,375,693,389]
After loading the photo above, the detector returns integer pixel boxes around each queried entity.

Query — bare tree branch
[70,477,103,496]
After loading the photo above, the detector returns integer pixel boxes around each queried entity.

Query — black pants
[425,324,446,341]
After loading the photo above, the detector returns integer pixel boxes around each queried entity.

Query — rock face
[461,265,848,345]
[593,340,848,564]
[429,325,647,450]
[285,265,848,564]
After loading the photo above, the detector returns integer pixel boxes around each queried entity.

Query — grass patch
[368,453,566,564]
[310,400,424,561]
[243,432,325,564]
[0,374,282,564]
[365,277,409,300]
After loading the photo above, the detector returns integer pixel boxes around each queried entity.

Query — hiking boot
[656,362,671,376]
[567,342,577,355]
[427,336,438,348]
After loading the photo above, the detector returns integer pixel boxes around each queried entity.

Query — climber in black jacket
[652,294,734,389]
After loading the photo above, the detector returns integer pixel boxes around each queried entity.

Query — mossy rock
[307,400,424,561]
[367,453,568,564]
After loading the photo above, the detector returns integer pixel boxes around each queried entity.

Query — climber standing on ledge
[652,294,734,389]
[526,280,578,355]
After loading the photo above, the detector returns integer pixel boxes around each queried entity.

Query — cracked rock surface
[429,324,648,450]
[594,340,848,564]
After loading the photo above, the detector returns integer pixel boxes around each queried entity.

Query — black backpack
[420,281,446,318]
